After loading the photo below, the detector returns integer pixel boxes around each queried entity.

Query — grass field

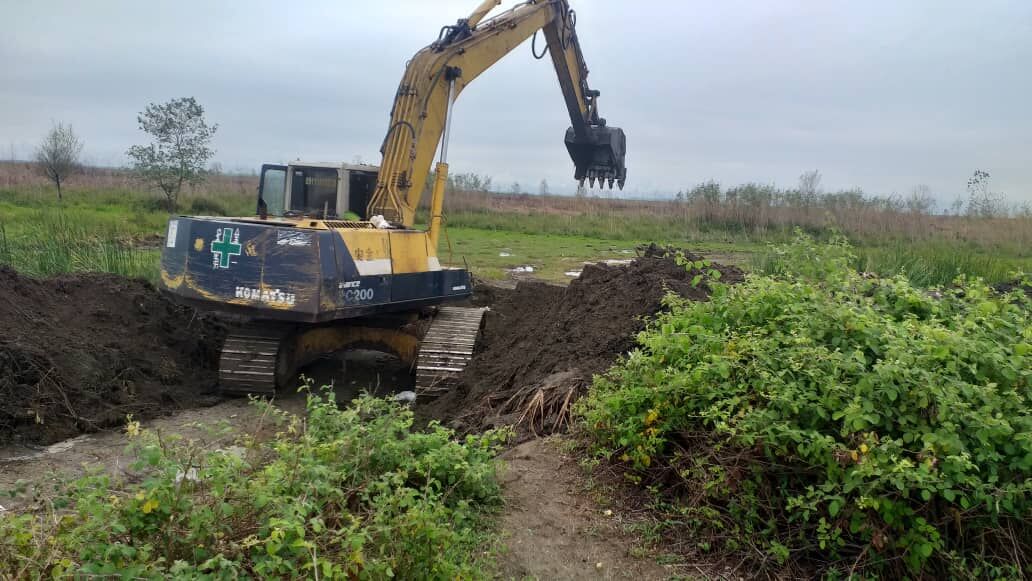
[1,166,1030,286]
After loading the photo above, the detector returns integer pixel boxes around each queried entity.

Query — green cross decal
[210,227,242,269]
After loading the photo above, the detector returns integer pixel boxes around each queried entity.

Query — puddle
[0,434,95,464]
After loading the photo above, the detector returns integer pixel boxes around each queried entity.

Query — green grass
[752,238,1031,287]
[2,186,1028,287]
[442,207,799,245]
[437,227,758,283]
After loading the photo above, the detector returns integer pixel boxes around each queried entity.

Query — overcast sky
[2,0,1030,203]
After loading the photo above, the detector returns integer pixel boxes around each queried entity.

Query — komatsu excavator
[158,0,627,398]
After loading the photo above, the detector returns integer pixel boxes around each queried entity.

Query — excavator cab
[257,163,379,220]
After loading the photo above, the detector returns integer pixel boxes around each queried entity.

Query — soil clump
[424,247,743,437]
[0,267,222,445]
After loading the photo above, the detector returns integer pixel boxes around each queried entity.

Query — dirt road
[497,437,674,580]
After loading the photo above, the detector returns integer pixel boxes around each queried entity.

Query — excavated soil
[424,247,743,436]
[995,279,1032,299]
[0,267,222,445]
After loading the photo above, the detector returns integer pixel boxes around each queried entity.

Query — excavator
[158,0,627,398]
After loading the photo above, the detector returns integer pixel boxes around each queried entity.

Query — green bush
[577,234,1032,578]
[0,389,506,579]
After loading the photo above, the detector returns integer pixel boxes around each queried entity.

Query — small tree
[905,184,936,214]
[35,122,83,200]
[966,169,1004,218]
[127,97,217,213]
[798,169,822,202]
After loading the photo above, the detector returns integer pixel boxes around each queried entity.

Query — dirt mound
[995,279,1032,299]
[425,247,743,437]
[0,267,222,445]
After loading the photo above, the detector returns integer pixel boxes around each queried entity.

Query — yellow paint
[160,268,185,289]
[427,162,448,253]
[389,231,429,274]
[339,230,391,262]
[193,238,204,251]
[368,0,595,227]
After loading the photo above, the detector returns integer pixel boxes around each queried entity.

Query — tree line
[29,101,1024,218]
[33,97,216,212]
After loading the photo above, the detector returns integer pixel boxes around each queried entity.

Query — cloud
[2,0,1030,202]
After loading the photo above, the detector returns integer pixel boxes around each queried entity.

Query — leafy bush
[0,389,506,579]
[577,234,1032,578]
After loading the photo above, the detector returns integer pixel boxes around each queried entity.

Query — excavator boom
[368,0,628,227]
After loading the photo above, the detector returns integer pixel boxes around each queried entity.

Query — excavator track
[219,326,289,397]
[415,306,488,399]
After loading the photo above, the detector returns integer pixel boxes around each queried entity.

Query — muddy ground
[425,246,743,437]
[1,248,739,447]
[0,267,223,446]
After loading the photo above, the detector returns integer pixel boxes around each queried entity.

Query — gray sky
[2,0,1030,203]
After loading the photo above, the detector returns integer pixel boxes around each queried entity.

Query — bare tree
[34,122,83,200]
[798,169,822,201]
[127,97,217,213]
[906,184,936,214]
[966,169,1004,218]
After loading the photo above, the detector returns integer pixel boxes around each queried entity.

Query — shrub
[0,389,506,579]
[577,234,1032,578]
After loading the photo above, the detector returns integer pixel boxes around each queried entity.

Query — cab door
[259,164,287,216]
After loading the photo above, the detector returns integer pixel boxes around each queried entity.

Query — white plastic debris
[602,259,632,266]
[603,509,613,517]
[511,265,534,273]
[393,391,418,404]
[499,251,512,257]
[369,215,392,229]
[0,504,6,512]
[564,271,582,277]
[217,445,247,459]
[175,467,200,484]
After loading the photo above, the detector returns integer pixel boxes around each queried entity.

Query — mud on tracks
[0,267,222,445]
[423,247,743,437]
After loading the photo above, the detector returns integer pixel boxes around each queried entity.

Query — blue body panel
[159,217,472,323]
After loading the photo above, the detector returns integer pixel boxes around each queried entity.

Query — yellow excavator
[158,0,627,397]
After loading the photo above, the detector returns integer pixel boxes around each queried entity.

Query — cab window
[289,167,338,217]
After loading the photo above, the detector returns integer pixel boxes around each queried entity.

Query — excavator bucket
[565,125,627,189]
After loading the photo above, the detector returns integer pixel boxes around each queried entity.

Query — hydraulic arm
[368,0,628,228]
